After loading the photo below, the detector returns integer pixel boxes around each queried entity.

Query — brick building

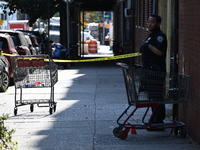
[132,0,200,144]
[178,0,200,144]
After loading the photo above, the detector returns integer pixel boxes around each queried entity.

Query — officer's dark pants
[140,70,166,123]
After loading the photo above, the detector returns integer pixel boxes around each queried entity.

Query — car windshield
[8,36,15,48]
[10,35,20,46]
[0,37,8,49]
[0,38,8,49]
[18,33,29,47]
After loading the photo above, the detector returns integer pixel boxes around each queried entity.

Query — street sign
[104,15,110,18]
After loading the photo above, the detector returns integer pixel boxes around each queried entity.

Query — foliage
[1,0,65,26]
[85,11,103,23]
[0,1,104,46]
[80,11,103,29]
[0,114,17,150]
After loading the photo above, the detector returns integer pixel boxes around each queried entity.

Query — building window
[4,13,7,20]
[1,14,3,20]
[1,13,7,20]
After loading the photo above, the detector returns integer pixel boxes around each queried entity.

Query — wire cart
[11,55,58,116]
[113,63,190,140]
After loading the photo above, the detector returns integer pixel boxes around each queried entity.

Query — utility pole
[66,0,70,56]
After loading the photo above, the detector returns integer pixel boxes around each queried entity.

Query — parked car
[81,31,94,42]
[80,32,100,51]
[0,33,18,80]
[0,49,10,92]
[0,30,31,55]
[29,34,40,54]
[35,29,49,53]
[18,29,49,54]
[25,35,37,55]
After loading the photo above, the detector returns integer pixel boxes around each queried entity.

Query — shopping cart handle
[116,62,129,69]
[132,64,142,69]
[116,62,142,69]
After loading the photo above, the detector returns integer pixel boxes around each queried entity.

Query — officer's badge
[157,36,164,43]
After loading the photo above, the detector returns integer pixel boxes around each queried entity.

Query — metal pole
[153,0,158,14]
[102,12,105,45]
[77,7,81,57]
[81,11,85,57]
[47,1,50,56]
[121,0,124,46]
[77,2,82,58]
[66,0,70,55]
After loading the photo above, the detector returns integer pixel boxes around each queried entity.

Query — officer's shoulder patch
[157,36,164,43]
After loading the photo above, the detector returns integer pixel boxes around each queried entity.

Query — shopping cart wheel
[174,127,178,136]
[118,130,128,140]
[53,104,56,112]
[14,108,18,116]
[49,107,53,115]
[113,127,122,137]
[30,104,34,112]
[179,127,186,138]
[174,127,186,138]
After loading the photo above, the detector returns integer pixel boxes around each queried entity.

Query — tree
[1,0,65,26]
[1,0,67,45]
[85,11,103,23]
[80,11,104,30]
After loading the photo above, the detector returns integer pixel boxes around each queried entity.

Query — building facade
[178,0,200,144]
[132,0,200,144]
[0,1,17,30]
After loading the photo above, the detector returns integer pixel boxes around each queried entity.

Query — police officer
[140,14,167,124]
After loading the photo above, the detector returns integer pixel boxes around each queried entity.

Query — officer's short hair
[150,14,162,23]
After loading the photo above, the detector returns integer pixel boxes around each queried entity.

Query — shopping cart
[113,62,190,140]
[11,55,58,116]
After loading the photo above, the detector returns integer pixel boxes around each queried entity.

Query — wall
[134,0,152,64]
[133,0,200,144]
[178,0,200,144]
[134,0,169,65]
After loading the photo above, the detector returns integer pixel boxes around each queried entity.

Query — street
[0,60,199,150]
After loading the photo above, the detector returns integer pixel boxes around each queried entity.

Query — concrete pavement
[0,59,200,150]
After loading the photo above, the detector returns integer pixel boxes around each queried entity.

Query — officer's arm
[148,44,165,56]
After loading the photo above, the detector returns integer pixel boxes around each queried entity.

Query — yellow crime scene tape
[1,52,141,62]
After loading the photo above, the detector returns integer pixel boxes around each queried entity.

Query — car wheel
[0,71,10,92]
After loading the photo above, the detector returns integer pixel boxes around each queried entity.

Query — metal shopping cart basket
[11,55,58,115]
[113,63,190,140]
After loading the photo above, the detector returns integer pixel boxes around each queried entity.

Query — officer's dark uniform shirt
[140,28,167,123]
[141,28,167,71]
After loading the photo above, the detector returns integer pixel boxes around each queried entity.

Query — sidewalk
[0,60,199,150]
